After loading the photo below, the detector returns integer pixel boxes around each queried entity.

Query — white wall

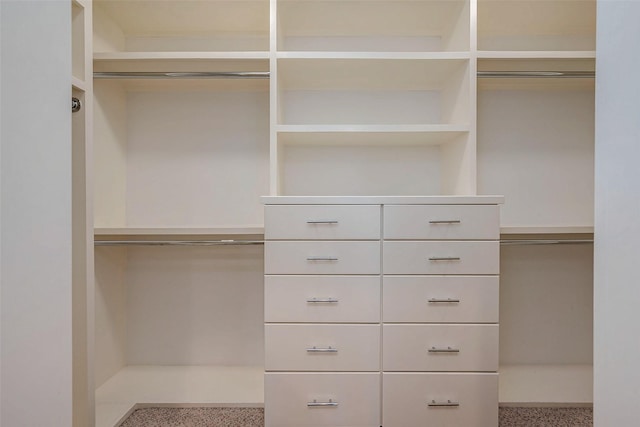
[594,1,640,425]
[0,1,73,426]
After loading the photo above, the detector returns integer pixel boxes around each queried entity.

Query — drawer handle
[308,399,338,407]
[428,399,460,407]
[428,298,460,303]
[429,220,461,224]
[428,346,460,353]
[307,346,338,353]
[307,256,339,261]
[307,297,339,303]
[307,220,339,224]
[428,257,461,261]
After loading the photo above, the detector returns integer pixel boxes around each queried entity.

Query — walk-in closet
[85,0,596,425]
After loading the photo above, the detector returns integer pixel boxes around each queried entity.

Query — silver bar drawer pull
[307,297,339,303]
[428,298,460,303]
[307,256,339,261]
[429,220,461,224]
[428,346,460,353]
[307,220,339,224]
[307,346,338,353]
[308,399,338,407]
[428,400,460,407]
[429,257,461,261]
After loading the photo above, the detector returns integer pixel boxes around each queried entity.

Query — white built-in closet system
[87,1,595,426]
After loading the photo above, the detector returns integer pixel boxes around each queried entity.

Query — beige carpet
[120,408,263,427]
[120,406,593,426]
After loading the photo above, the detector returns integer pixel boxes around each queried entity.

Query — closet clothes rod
[478,71,595,78]
[93,71,270,79]
[94,240,264,246]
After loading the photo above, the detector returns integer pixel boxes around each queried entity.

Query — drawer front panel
[383,241,499,275]
[265,241,380,275]
[383,276,498,323]
[265,373,380,427]
[265,276,380,323]
[384,205,500,240]
[383,373,498,427]
[383,324,498,372]
[265,205,380,240]
[266,324,380,372]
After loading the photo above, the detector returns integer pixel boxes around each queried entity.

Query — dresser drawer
[265,324,380,372]
[265,373,380,427]
[383,276,498,323]
[383,241,499,275]
[265,241,380,275]
[383,324,498,372]
[383,373,498,427]
[265,276,380,323]
[265,205,380,240]
[384,205,499,240]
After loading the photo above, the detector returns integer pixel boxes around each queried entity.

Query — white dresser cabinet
[263,196,502,427]
[382,201,501,427]
[264,201,382,427]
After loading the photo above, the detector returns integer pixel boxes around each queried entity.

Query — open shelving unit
[476,0,595,405]
[89,0,597,425]
[92,1,270,425]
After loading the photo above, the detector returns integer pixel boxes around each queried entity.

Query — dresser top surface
[261,196,504,205]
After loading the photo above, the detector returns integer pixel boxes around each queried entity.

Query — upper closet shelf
[477,51,596,59]
[277,125,469,146]
[95,52,270,61]
[94,54,269,74]
[95,227,265,241]
[276,51,470,60]
[500,226,594,236]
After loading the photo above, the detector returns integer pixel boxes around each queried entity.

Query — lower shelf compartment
[95,365,264,427]
[499,364,593,407]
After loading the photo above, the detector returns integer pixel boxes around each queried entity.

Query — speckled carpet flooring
[120,406,593,426]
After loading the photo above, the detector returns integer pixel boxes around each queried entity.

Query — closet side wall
[594,0,640,424]
[1,1,73,425]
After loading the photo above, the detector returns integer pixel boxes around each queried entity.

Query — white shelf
[277,125,469,146]
[96,365,264,427]
[95,51,270,61]
[95,227,265,239]
[93,52,270,76]
[72,76,86,91]
[261,196,505,205]
[276,51,470,60]
[500,226,594,236]
[478,51,595,59]
[499,365,593,406]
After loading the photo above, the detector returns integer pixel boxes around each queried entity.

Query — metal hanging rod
[95,240,264,246]
[478,71,595,78]
[94,71,270,79]
[501,239,593,246]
